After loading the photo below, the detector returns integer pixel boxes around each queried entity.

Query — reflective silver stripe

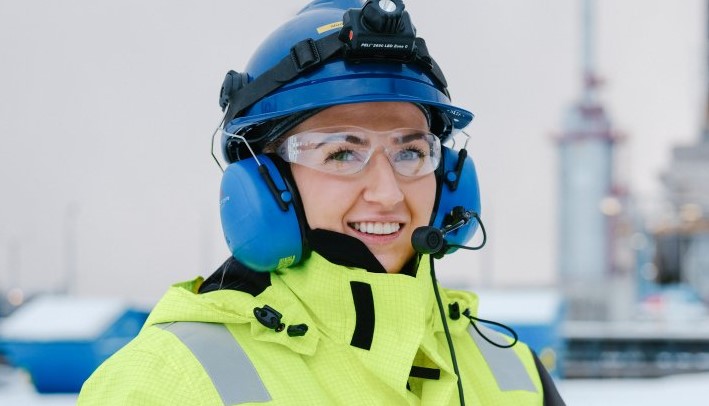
[157,322,271,404]
[468,324,538,392]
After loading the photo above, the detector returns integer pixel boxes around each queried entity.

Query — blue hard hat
[219,0,474,162]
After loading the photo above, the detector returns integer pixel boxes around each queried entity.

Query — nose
[361,151,404,209]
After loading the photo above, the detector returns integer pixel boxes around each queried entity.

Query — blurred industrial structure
[557,0,624,322]
[559,0,709,378]
[656,129,709,302]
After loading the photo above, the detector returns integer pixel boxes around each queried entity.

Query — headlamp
[339,0,416,59]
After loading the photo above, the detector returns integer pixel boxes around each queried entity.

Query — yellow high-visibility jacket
[79,252,563,405]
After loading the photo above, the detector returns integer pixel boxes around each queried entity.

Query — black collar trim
[200,229,418,296]
[308,228,420,276]
[307,228,388,274]
[198,257,271,296]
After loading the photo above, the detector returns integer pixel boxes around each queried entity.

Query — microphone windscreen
[411,226,445,254]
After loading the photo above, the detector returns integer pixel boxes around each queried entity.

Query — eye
[394,147,426,162]
[325,147,362,162]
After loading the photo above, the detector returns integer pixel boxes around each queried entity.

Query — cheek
[291,165,351,230]
[408,175,437,225]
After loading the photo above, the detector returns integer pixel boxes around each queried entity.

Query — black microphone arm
[411,207,486,257]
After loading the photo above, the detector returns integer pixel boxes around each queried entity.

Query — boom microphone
[412,207,486,257]
[412,226,445,255]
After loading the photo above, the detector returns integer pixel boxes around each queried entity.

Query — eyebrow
[299,129,428,150]
[396,131,429,144]
[344,134,368,145]
[311,132,370,149]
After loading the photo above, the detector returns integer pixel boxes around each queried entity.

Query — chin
[375,256,404,274]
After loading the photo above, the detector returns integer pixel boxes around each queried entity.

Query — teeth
[352,222,400,235]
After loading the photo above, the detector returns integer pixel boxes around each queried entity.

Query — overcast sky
[0,0,705,304]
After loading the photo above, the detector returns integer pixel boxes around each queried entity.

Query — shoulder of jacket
[79,325,222,405]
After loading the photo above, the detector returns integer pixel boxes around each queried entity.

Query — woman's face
[286,102,436,273]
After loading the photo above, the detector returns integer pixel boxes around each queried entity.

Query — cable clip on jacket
[287,324,309,337]
[448,302,461,320]
[462,307,518,349]
[254,305,285,332]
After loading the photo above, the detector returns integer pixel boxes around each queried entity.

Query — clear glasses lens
[276,127,441,177]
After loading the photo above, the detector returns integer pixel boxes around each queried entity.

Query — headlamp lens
[275,126,441,177]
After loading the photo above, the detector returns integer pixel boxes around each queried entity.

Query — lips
[350,221,401,235]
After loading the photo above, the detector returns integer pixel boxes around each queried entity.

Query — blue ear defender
[220,154,304,272]
[432,146,481,254]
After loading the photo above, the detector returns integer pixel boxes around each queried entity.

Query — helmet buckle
[219,70,248,112]
[290,38,321,73]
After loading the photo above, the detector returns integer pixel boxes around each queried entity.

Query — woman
[79,0,564,404]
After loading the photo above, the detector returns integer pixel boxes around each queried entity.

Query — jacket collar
[276,252,479,391]
[145,252,479,361]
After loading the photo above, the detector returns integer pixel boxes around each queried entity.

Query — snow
[0,366,77,405]
[1,364,706,405]
[0,295,126,341]
[557,373,709,405]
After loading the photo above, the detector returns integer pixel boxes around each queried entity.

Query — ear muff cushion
[433,147,481,250]
[220,155,303,271]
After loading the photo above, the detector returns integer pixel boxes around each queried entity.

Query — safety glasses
[275,126,442,177]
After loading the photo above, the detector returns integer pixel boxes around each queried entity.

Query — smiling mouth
[350,222,401,235]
